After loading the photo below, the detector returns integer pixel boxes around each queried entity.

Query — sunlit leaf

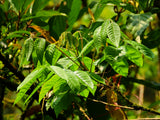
[125,45,143,67]
[14,66,46,104]
[39,75,60,103]
[49,66,80,92]
[107,22,120,47]
[125,40,154,59]
[74,70,94,89]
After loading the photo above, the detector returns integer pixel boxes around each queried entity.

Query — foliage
[1,0,160,119]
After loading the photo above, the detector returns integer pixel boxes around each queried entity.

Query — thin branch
[0,53,25,81]
[121,77,160,90]
[113,86,160,115]
[77,104,91,120]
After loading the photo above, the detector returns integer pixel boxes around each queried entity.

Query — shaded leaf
[67,0,82,31]
[51,91,73,117]
[126,13,153,38]
[32,0,49,14]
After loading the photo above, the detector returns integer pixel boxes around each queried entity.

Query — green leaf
[49,66,80,92]
[101,19,110,43]
[57,57,78,69]
[45,44,56,65]
[51,91,73,117]
[125,40,154,59]
[107,22,120,47]
[125,45,143,67]
[88,72,105,84]
[80,89,90,98]
[94,2,106,20]
[36,38,46,64]
[67,0,82,31]
[104,46,128,76]
[79,40,94,57]
[24,71,54,104]
[25,38,34,61]
[32,0,49,14]
[111,58,129,76]
[49,15,67,40]
[126,13,153,38]
[14,66,46,104]
[74,70,94,89]
[9,0,33,13]
[93,26,102,52]
[82,57,95,72]
[39,75,60,103]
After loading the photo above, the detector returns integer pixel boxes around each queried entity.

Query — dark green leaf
[49,15,67,40]
[32,0,49,14]
[67,0,82,31]
[51,91,73,117]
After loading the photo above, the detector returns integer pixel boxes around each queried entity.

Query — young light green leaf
[80,89,90,98]
[67,0,82,31]
[49,66,80,92]
[14,66,46,104]
[36,38,46,64]
[107,22,120,47]
[74,70,94,89]
[125,40,154,59]
[39,75,60,103]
